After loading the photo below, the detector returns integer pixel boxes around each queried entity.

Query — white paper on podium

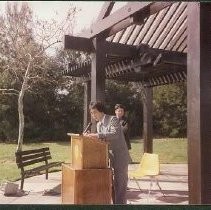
[67,133,80,137]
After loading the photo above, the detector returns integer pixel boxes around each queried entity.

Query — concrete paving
[0,164,188,205]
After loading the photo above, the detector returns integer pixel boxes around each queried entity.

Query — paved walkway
[0,164,188,205]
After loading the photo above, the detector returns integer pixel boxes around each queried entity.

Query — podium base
[62,164,112,204]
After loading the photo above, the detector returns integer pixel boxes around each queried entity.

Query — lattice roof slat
[133,13,158,45]
[181,45,187,53]
[141,7,169,45]
[178,37,187,52]
[148,3,179,47]
[127,24,144,45]
[112,30,123,43]
[116,28,126,43]
[166,18,186,51]
[119,25,136,44]
[153,2,187,49]
[172,32,187,52]
[106,34,114,42]
[146,11,170,46]
[160,8,187,50]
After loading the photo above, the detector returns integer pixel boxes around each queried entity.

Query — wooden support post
[91,37,106,102]
[83,81,91,130]
[187,3,211,204]
[143,86,153,153]
[90,37,106,132]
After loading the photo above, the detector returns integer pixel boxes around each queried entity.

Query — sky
[28,1,105,34]
[0,1,127,35]
[0,1,127,55]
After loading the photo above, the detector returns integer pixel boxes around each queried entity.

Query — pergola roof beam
[64,63,186,88]
[79,2,174,39]
[103,41,138,57]
[80,2,153,38]
[64,35,138,57]
[64,49,186,77]
[96,1,115,21]
[64,35,94,52]
[137,45,187,66]
[150,2,176,14]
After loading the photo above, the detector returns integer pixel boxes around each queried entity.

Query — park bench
[15,147,63,190]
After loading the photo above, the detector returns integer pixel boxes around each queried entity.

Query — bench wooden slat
[16,151,51,163]
[16,147,50,156]
[23,162,62,177]
[17,156,52,168]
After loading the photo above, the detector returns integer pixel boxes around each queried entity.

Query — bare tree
[0,2,77,151]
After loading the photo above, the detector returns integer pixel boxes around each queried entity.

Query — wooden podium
[62,134,112,204]
[69,134,109,169]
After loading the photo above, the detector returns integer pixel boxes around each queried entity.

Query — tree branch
[35,40,62,58]
[0,88,19,96]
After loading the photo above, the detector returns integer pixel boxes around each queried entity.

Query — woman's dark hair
[115,103,126,111]
[89,101,105,113]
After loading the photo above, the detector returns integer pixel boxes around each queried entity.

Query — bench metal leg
[21,175,24,190]
[46,169,48,179]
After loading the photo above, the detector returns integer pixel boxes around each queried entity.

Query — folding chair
[128,153,165,200]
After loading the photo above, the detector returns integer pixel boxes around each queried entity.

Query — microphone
[83,122,92,133]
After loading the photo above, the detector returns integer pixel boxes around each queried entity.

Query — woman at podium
[83,101,129,204]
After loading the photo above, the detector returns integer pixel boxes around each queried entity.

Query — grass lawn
[130,138,187,163]
[0,138,187,184]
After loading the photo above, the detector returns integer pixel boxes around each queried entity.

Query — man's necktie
[99,122,103,133]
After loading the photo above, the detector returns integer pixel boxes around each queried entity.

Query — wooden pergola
[63,2,211,204]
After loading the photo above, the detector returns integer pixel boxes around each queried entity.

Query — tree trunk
[16,56,32,152]
[16,87,25,151]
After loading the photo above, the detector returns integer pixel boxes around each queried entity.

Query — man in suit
[83,101,129,204]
